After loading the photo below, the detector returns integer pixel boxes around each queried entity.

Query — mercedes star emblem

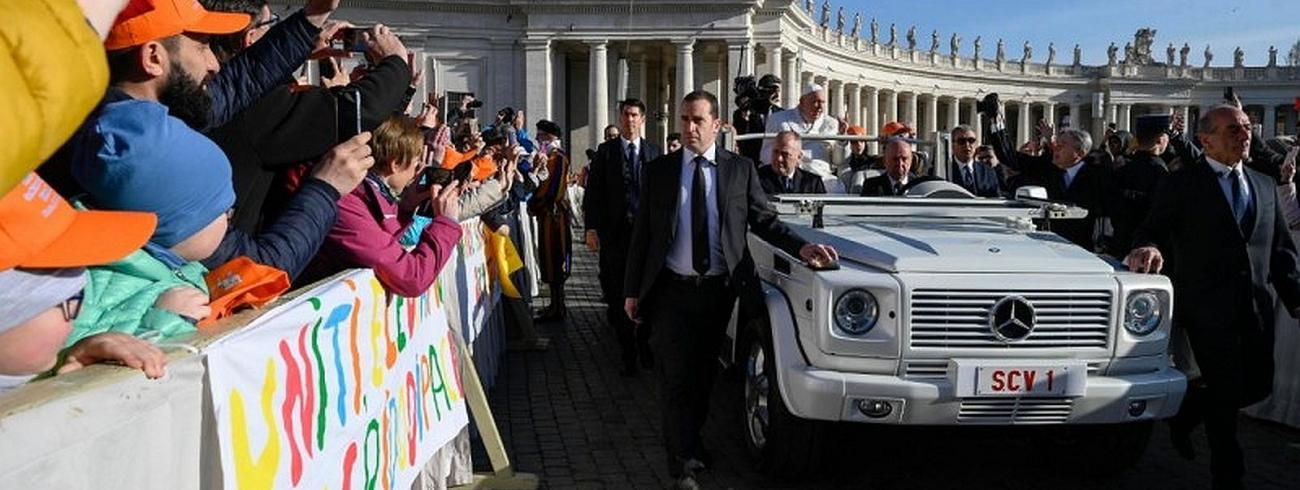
[989,296,1036,342]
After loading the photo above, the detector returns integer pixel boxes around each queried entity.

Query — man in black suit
[583,98,663,376]
[1126,105,1300,490]
[986,109,1111,250]
[623,91,839,489]
[948,125,1003,197]
[1111,114,1172,256]
[757,131,827,195]
[859,138,929,196]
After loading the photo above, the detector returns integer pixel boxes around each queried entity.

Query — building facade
[302,0,1300,166]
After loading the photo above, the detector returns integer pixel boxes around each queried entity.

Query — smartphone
[335,87,362,141]
[336,27,371,53]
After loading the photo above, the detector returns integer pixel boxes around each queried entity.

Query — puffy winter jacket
[68,250,209,346]
[1,0,108,192]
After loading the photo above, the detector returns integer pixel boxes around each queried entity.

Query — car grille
[958,397,1073,424]
[909,289,1112,350]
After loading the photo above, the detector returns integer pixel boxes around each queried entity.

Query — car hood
[787,216,1117,274]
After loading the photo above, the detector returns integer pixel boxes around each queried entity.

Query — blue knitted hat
[73,98,235,249]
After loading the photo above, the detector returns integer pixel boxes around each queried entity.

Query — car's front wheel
[741,331,823,478]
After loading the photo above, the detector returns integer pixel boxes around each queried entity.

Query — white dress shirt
[1206,156,1253,221]
[759,107,840,166]
[667,145,727,276]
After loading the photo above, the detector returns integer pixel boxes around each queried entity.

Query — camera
[732,75,778,116]
[335,27,371,53]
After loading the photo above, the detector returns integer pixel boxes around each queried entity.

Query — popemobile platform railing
[0,217,514,489]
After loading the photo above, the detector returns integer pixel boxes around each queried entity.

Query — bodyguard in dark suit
[1126,105,1300,490]
[987,113,1112,250]
[583,98,663,376]
[623,91,839,489]
[858,138,935,196]
[1111,115,1172,256]
[757,131,827,195]
[948,125,1004,197]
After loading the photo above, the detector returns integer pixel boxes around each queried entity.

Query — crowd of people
[1,0,564,395]
[4,2,1299,489]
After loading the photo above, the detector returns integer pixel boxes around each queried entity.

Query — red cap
[105,0,250,51]
[0,173,156,270]
[882,121,914,137]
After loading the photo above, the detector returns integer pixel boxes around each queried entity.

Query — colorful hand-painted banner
[206,269,469,490]
[453,221,491,345]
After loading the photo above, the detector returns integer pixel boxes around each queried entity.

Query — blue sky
[833,0,1299,65]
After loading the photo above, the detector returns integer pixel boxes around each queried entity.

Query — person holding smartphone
[299,115,463,296]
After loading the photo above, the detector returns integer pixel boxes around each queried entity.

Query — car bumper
[776,363,1187,425]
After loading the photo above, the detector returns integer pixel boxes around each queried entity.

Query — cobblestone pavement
[480,245,1300,489]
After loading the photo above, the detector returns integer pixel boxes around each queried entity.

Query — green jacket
[66,249,209,346]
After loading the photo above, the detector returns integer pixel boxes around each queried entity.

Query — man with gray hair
[948,125,1003,197]
[984,101,1112,249]
[759,82,841,167]
[1125,104,1300,490]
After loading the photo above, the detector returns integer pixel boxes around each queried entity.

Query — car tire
[1032,421,1153,474]
[740,329,823,479]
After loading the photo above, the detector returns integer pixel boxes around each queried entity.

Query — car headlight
[834,289,879,336]
[1124,291,1165,336]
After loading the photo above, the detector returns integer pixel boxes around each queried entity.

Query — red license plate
[975,366,1070,396]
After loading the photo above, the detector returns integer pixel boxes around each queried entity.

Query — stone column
[904,92,918,128]
[1117,103,1132,131]
[865,86,880,153]
[829,80,846,118]
[674,39,695,105]
[635,52,648,102]
[765,44,782,78]
[1285,106,1298,134]
[1016,100,1032,146]
[1042,102,1056,130]
[922,93,938,138]
[945,96,960,132]
[884,90,898,125]
[523,39,553,121]
[1068,103,1082,131]
[965,97,979,127]
[1178,105,1192,127]
[783,50,799,108]
[589,40,610,149]
[847,83,862,125]
[1264,104,1278,138]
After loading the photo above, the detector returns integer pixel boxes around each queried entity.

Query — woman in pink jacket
[303,116,463,297]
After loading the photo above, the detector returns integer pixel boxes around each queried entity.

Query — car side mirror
[1015,186,1048,200]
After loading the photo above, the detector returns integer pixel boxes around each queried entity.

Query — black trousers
[644,272,735,476]
[597,233,651,369]
[1172,313,1276,490]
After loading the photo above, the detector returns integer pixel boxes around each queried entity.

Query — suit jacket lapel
[1244,168,1268,241]
[665,150,684,240]
[1192,159,1246,241]
[714,149,732,225]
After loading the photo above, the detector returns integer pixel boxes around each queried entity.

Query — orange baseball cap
[845,125,867,136]
[882,121,914,137]
[105,0,251,51]
[0,173,157,270]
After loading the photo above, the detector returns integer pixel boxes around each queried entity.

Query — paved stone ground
[477,245,1300,489]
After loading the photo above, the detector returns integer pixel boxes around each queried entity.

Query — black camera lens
[468,100,484,109]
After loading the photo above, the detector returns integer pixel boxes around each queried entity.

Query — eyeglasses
[955,137,978,145]
[252,13,280,30]
[61,291,84,322]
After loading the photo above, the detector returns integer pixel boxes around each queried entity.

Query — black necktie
[692,156,710,275]
[892,182,903,196]
[963,166,974,187]
[1229,168,1246,224]
[626,143,639,215]
[785,177,794,192]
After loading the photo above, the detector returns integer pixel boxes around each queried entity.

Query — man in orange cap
[38,0,375,282]
[0,173,166,394]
